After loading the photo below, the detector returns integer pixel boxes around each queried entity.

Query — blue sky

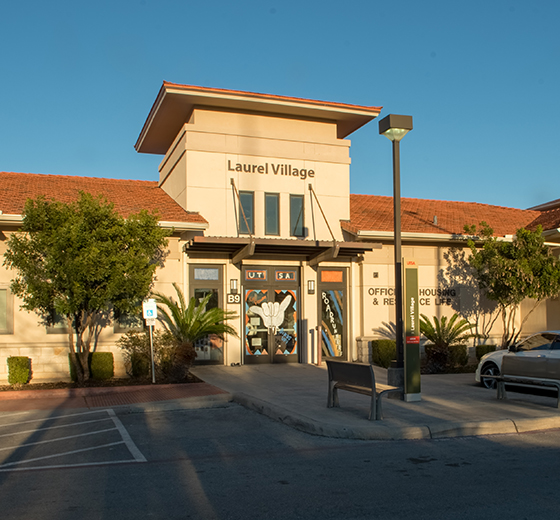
[1,0,558,210]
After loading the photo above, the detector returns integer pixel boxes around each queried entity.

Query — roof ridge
[0,171,158,185]
[350,192,539,213]
[162,81,383,112]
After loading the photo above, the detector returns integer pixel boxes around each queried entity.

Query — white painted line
[0,459,143,472]
[107,409,147,462]
[0,427,118,452]
[0,408,147,471]
[0,417,113,439]
[0,441,126,468]
[0,409,109,428]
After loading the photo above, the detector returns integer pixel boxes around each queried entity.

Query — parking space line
[0,427,118,452]
[0,409,111,428]
[0,408,147,472]
[0,441,126,469]
[0,417,113,439]
[107,409,147,462]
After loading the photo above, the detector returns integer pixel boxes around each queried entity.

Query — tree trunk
[67,315,91,385]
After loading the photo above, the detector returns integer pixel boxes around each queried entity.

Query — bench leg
[496,381,506,400]
[327,382,340,408]
[370,395,380,421]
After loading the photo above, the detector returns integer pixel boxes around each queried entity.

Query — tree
[420,313,476,371]
[437,247,499,344]
[466,222,560,347]
[152,283,238,380]
[3,193,169,384]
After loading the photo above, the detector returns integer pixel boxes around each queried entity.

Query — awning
[184,236,380,266]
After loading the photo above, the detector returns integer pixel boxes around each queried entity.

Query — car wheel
[480,363,500,389]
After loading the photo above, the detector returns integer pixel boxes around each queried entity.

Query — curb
[0,382,216,400]
[231,392,560,440]
[112,393,234,414]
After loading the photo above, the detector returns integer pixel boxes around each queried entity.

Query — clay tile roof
[528,207,560,232]
[0,172,207,225]
[344,194,541,237]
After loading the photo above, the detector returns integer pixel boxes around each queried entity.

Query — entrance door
[318,268,347,360]
[244,268,299,364]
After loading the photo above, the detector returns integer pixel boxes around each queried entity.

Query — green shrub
[130,351,150,378]
[69,352,114,381]
[424,343,468,373]
[371,339,396,368]
[449,344,468,367]
[7,356,32,385]
[90,352,114,380]
[117,330,178,380]
[476,344,497,361]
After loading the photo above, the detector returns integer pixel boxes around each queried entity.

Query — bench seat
[490,355,560,408]
[326,360,401,420]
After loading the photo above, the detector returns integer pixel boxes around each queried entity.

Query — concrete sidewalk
[2,364,560,440]
[191,364,560,440]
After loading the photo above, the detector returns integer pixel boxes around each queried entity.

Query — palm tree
[420,313,476,371]
[152,283,238,380]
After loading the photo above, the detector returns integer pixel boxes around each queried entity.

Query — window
[265,193,280,235]
[0,288,13,334]
[114,310,144,333]
[46,312,70,335]
[290,194,304,237]
[239,191,254,234]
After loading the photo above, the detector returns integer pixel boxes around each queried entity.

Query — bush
[69,352,114,381]
[117,330,181,381]
[7,356,32,385]
[476,344,497,361]
[424,343,468,373]
[371,339,396,368]
[90,352,114,380]
[449,344,468,367]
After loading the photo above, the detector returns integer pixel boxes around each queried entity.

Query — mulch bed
[0,373,202,392]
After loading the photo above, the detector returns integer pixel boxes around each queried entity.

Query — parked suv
[475,331,560,389]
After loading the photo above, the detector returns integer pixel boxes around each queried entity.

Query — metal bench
[326,360,402,420]
[491,355,560,408]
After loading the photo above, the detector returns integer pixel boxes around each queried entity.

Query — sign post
[404,259,421,401]
[142,299,158,384]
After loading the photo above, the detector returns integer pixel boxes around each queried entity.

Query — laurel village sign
[228,160,315,181]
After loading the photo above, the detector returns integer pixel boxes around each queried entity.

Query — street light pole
[392,137,404,371]
[379,114,413,388]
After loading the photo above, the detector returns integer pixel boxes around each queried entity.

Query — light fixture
[230,279,238,294]
[308,280,315,294]
[378,114,413,388]
[379,114,413,142]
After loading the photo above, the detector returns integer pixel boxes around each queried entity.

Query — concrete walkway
[2,364,560,440]
[191,364,560,440]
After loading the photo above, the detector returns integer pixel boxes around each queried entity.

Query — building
[1,82,560,381]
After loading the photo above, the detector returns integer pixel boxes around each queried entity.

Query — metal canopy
[184,236,379,264]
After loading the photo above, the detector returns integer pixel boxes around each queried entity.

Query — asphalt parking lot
[0,408,146,472]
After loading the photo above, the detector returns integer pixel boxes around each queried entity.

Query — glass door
[243,267,299,364]
[318,268,347,360]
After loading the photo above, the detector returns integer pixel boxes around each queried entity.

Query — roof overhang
[184,236,380,265]
[158,220,208,231]
[135,82,382,155]
[350,230,516,243]
[542,228,560,244]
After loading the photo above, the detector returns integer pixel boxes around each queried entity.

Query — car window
[550,338,560,350]
[516,333,557,351]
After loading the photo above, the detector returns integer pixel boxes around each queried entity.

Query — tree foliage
[3,193,169,384]
[420,313,475,372]
[437,247,499,344]
[465,222,560,347]
[152,283,238,380]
